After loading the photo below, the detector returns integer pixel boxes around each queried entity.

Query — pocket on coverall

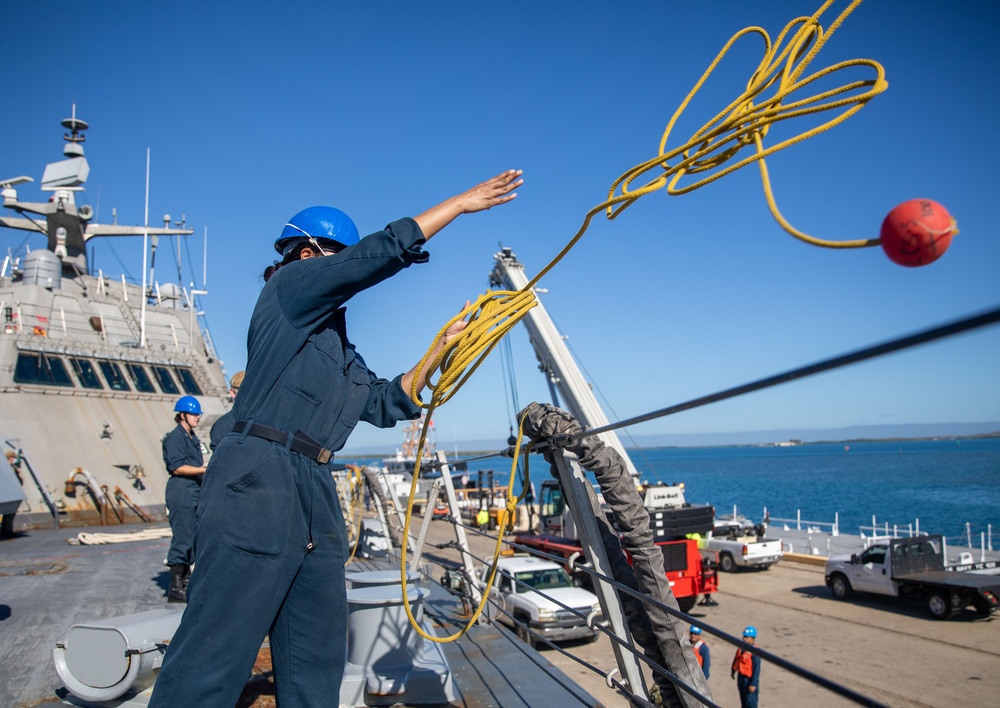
[219,440,295,558]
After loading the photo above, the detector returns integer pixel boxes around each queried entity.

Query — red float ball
[879,199,956,267]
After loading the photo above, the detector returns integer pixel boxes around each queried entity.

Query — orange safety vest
[732,648,754,677]
[692,640,705,667]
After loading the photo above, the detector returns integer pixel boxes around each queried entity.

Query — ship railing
[2,292,205,356]
[858,514,931,542]
[941,524,995,558]
[765,508,840,536]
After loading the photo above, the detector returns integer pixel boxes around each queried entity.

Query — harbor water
[399,437,1000,545]
[629,437,1000,542]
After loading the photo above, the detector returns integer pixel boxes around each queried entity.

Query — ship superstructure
[0,108,230,526]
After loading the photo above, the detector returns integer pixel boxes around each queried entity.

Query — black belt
[232,421,333,464]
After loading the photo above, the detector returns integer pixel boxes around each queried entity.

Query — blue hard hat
[274,206,360,256]
[743,626,757,638]
[690,626,702,635]
[174,396,202,415]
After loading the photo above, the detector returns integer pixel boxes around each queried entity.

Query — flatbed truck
[825,534,1000,620]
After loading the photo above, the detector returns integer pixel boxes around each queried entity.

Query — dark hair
[262,243,310,282]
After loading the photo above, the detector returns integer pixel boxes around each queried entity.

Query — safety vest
[692,640,705,667]
[732,648,754,677]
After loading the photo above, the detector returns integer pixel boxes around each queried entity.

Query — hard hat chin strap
[308,237,333,256]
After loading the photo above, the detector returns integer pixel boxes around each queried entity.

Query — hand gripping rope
[398,0,916,641]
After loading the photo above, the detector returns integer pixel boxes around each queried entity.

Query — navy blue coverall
[161,424,204,567]
[150,219,426,707]
[209,409,236,451]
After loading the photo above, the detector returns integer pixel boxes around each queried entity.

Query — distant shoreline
[633,430,1000,451]
[340,430,1000,459]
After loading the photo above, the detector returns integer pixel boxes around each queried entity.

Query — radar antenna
[61,104,88,158]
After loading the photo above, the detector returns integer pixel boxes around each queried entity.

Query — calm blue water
[620,439,1000,540]
[379,438,1000,542]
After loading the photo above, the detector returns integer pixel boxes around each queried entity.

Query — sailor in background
[161,395,207,603]
[689,625,711,678]
[210,370,245,451]
[149,169,522,707]
[732,625,761,707]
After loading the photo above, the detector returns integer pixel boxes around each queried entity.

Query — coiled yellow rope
[399,0,886,641]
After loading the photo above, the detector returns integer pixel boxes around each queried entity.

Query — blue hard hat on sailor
[743,626,757,638]
[274,206,360,257]
[174,396,202,415]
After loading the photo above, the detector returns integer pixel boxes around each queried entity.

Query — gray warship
[1,107,230,529]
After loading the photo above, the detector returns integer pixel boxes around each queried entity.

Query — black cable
[426,306,1000,469]
[506,305,1000,455]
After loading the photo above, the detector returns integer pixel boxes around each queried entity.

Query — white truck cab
[828,542,895,595]
[484,554,602,648]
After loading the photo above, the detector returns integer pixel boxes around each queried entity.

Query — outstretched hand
[455,170,523,214]
[414,169,523,240]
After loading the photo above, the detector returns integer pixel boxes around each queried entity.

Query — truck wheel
[927,591,954,620]
[719,553,736,573]
[516,619,536,648]
[829,573,853,600]
[677,596,698,613]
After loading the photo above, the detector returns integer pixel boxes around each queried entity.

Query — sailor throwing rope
[148,169,522,707]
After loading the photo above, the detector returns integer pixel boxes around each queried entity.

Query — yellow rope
[399,0,886,641]
[344,465,365,566]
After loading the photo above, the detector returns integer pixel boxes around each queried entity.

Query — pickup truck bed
[894,571,1000,592]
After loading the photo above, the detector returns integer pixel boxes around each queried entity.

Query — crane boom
[490,247,641,481]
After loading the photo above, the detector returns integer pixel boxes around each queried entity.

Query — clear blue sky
[3,1,998,452]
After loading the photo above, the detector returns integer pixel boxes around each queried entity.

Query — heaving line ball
[880,199,957,267]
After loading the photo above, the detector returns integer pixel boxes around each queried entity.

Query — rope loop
[606,0,886,250]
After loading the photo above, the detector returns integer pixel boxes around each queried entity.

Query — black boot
[181,564,192,593]
[167,564,187,603]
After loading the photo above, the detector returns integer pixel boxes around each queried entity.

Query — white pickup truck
[825,534,1000,620]
[706,519,783,572]
[484,554,603,648]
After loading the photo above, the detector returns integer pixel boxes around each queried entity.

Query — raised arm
[414,169,523,241]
